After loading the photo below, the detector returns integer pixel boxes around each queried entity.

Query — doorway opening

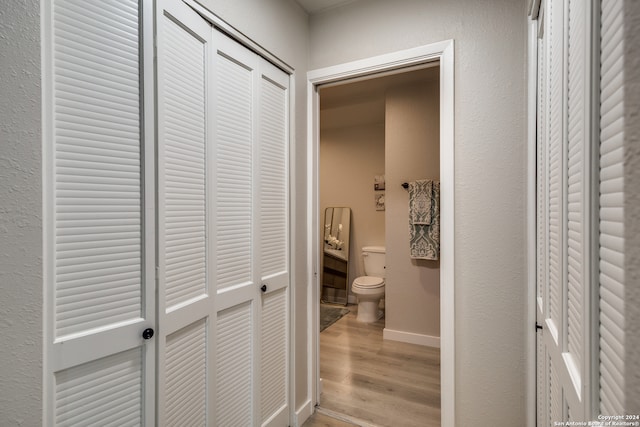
[316,66,441,425]
[307,41,455,427]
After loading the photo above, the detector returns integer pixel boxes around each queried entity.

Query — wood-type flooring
[303,306,440,427]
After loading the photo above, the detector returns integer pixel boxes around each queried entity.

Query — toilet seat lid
[353,276,385,288]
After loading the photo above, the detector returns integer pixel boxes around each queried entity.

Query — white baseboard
[294,399,314,427]
[316,407,379,427]
[383,328,440,348]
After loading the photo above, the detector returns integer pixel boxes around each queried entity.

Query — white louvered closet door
[598,0,625,415]
[544,0,568,420]
[210,30,291,427]
[536,0,593,423]
[44,0,155,425]
[155,3,290,424]
[211,31,260,426]
[156,1,214,425]
[257,58,290,427]
[536,19,549,426]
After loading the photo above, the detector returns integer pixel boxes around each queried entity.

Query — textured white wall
[0,0,43,425]
[385,77,440,340]
[624,0,640,414]
[309,0,528,424]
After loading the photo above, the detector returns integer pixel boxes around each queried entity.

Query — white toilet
[352,246,386,322]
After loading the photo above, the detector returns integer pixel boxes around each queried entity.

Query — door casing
[306,40,455,427]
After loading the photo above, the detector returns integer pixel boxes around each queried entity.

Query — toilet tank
[362,246,386,278]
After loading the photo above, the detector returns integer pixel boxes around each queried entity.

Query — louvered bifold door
[598,0,625,416]
[536,0,594,423]
[563,0,592,419]
[44,0,155,425]
[209,31,291,427]
[536,16,550,426]
[257,59,290,427]
[543,0,568,421]
[156,1,214,425]
[211,30,260,427]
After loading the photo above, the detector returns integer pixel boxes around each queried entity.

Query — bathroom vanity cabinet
[322,251,348,293]
[321,207,351,303]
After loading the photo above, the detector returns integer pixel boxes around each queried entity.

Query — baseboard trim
[316,407,381,427]
[295,399,314,427]
[383,328,440,348]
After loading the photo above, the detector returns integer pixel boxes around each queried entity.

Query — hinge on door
[536,322,543,331]
[155,266,160,296]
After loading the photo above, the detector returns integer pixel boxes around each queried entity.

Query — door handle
[261,284,267,293]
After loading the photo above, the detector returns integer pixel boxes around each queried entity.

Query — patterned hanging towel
[408,180,440,260]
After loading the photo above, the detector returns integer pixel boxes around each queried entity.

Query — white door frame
[526,12,539,427]
[306,40,455,427]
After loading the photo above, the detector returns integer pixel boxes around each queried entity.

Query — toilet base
[356,299,384,323]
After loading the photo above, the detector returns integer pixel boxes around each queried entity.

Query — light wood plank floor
[303,305,440,427]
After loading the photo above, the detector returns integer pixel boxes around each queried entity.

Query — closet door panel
[546,0,564,344]
[258,59,290,427]
[259,63,289,283]
[537,0,592,422]
[156,10,291,425]
[536,28,549,427]
[562,0,592,417]
[598,0,625,415]
[52,0,143,339]
[55,348,143,427]
[212,33,256,294]
[156,1,213,424]
[536,0,597,421]
[165,319,207,426]
[538,6,564,419]
[211,29,260,426]
[549,356,563,424]
[566,0,586,372]
[260,288,288,426]
[216,302,254,426]
[160,6,208,312]
[45,0,155,424]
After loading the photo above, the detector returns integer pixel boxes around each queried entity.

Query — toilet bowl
[352,246,385,323]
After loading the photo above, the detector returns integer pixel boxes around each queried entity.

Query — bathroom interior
[317,64,442,425]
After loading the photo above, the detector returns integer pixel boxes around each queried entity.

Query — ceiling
[319,65,440,130]
[295,0,357,14]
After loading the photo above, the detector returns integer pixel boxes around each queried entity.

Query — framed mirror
[322,207,351,304]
